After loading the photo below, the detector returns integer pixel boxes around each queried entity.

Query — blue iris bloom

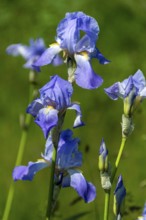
[27,75,84,138]
[13,129,96,203]
[105,69,146,100]
[34,12,109,89]
[6,38,62,71]
[104,69,146,116]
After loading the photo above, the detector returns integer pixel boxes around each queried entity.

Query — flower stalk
[46,110,66,219]
[2,71,38,220]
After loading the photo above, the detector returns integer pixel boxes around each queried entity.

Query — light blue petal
[133,69,146,93]
[6,44,30,59]
[67,169,96,203]
[39,75,73,109]
[26,98,43,117]
[13,160,48,181]
[35,108,58,138]
[34,44,62,67]
[104,83,121,100]
[74,54,103,89]
[68,103,85,128]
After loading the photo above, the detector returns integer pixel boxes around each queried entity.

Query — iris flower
[6,38,62,71]
[13,129,96,203]
[34,12,109,89]
[27,75,84,138]
[104,69,146,116]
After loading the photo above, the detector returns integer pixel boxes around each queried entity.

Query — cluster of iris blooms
[6,11,146,220]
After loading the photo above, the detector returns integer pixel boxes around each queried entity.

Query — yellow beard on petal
[79,51,89,60]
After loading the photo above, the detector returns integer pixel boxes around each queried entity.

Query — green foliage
[1,0,146,219]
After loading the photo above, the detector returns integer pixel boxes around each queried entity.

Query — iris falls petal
[74,53,103,89]
[13,160,48,181]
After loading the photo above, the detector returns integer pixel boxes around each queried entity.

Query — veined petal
[67,169,96,203]
[104,82,123,100]
[133,69,146,92]
[57,133,82,169]
[68,103,85,128]
[27,99,43,117]
[91,48,110,64]
[13,160,48,181]
[34,43,62,67]
[74,53,103,89]
[39,75,73,109]
[57,19,79,54]
[35,108,58,138]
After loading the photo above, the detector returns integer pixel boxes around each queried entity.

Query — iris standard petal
[13,160,48,181]
[57,137,82,169]
[74,53,103,89]
[57,12,99,53]
[40,75,73,109]
[133,69,146,91]
[57,18,79,54]
[68,103,85,128]
[34,43,62,67]
[68,169,96,203]
[35,108,58,138]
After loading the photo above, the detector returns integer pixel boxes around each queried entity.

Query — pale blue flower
[34,12,109,89]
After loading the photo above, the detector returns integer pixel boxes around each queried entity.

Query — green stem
[111,137,127,183]
[104,191,110,220]
[2,71,37,220]
[46,146,57,220]
[46,111,66,220]
[2,113,32,220]
[103,137,127,220]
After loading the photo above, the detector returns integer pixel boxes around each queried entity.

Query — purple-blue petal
[57,135,82,169]
[39,75,73,109]
[99,138,108,159]
[57,12,99,54]
[133,69,146,92]
[74,54,103,89]
[68,103,85,128]
[104,83,121,100]
[34,44,62,67]
[13,161,48,181]
[52,54,63,66]
[91,48,110,64]
[26,99,43,117]
[67,169,96,203]
[35,108,58,138]
[6,44,30,59]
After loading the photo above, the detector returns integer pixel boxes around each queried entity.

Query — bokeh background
[1,0,146,219]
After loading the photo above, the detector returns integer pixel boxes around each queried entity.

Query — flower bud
[98,139,109,172]
[113,175,126,217]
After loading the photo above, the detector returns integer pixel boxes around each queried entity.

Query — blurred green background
[1,0,146,219]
